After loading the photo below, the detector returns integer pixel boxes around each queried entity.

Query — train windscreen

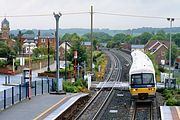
[131,73,154,85]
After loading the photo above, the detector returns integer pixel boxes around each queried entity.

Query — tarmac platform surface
[0,93,87,120]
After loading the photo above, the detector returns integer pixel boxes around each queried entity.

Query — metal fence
[0,78,55,111]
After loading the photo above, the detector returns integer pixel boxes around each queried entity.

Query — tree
[67,34,87,64]
[0,41,16,65]
[139,32,152,44]
[151,30,167,40]
[166,44,179,65]
[172,33,180,47]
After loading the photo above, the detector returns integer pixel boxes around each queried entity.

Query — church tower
[1,18,10,39]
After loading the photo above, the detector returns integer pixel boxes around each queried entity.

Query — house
[131,45,144,52]
[18,30,56,54]
[82,41,92,49]
[0,18,15,47]
[37,31,56,49]
[59,41,71,61]
[144,40,170,64]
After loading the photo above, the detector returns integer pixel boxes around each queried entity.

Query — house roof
[151,43,168,54]
[82,41,91,46]
[22,34,35,39]
[131,45,144,49]
[145,40,169,50]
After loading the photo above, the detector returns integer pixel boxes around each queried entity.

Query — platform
[0,93,88,120]
[160,106,180,120]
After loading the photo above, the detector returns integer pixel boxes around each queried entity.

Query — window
[132,74,141,84]
[131,73,154,85]
[142,74,154,84]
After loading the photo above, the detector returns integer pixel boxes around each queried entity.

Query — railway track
[130,102,153,120]
[74,50,122,120]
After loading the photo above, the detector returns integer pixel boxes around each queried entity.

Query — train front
[129,50,156,101]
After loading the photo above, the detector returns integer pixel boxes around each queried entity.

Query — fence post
[48,79,50,93]
[42,79,43,95]
[19,84,21,101]
[35,81,36,96]
[5,76,7,84]
[8,76,10,84]
[12,87,14,105]
[4,90,6,109]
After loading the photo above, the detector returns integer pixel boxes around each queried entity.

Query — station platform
[0,93,88,120]
[160,106,180,120]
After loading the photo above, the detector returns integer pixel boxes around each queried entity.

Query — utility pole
[54,12,62,92]
[65,40,67,80]
[90,5,93,72]
[47,37,50,71]
[167,18,175,88]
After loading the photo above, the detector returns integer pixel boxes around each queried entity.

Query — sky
[1,0,180,30]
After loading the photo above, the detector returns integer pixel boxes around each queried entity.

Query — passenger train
[129,50,156,101]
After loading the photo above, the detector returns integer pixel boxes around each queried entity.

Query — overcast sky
[1,0,180,30]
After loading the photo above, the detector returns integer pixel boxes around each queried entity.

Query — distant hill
[10,27,180,36]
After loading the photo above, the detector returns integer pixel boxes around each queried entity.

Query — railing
[0,78,55,111]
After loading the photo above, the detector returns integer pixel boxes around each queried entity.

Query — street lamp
[54,12,62,92]
[167,18,175,88]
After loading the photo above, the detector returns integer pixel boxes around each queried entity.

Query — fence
[0,78,55,111]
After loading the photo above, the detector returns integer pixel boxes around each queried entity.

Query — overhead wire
[0,11,180,21]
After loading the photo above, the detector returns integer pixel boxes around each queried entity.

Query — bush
[0,60,7,68]
[166,97,177,106]
[63,79,87,93]
[158,66,165,72]
[163,89,174,100]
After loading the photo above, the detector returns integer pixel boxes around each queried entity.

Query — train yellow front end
[129,50,157,101]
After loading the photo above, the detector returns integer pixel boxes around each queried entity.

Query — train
[129,50,156,101]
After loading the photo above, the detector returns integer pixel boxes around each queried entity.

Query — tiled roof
[22,34,35,39]
[131,45,144,49]
[82,41,91,46]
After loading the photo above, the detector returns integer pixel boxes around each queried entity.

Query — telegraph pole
[90,6,93,72]
[47,37,50,71]
[54,12,62,92]
[65,40,67,80]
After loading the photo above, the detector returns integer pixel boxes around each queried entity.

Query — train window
[131,74,141,84]
[142,73,154,84]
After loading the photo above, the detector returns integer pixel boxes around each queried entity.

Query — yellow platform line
[34,93,78,120]
[34,96,68,120]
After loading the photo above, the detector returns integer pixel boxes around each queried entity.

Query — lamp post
[54,12,62,92]
[47,37,50,71]
[167,18,175,88]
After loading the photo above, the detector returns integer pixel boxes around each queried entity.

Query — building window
[41,39,46,43]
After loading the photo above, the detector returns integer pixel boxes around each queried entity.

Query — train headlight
[132,88,137,92]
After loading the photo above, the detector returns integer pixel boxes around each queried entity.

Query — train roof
[129,50,155,75]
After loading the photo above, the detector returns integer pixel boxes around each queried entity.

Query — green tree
[67,34,87,64]
[139,32,152,44]
[172,33,180,47]
[166,44,179,65]
[151,30,167,40]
